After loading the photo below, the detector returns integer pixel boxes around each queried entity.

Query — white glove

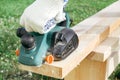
[20,0,66,34]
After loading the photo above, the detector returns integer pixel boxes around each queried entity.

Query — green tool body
[17,14,79,66]
[19,27,65,66]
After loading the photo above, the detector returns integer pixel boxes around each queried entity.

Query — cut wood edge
[105,47,120,80]
[88,26,120,62]
[109,26,120,45]
[18,64,63,79]
[88,37,119,62]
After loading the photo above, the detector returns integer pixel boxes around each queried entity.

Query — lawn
[0,0,118,80]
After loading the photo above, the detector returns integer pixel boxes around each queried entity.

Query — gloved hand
[20,0,66,34]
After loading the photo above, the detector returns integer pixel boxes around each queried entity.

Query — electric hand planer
[16,13,79,66]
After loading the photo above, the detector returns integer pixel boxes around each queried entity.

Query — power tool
[16,13,79,66]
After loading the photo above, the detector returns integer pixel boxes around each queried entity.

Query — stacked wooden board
[19,1,120,80]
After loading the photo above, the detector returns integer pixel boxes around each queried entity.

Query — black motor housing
[51,28,79,60]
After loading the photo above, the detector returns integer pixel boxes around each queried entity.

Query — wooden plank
[19,1,120,79]
[65,58,107,80]
[109,26,120,45]
[88,37,119,62]
[65,47,120,80]
[65,40,120,80]
[73,0,120,36]
[88,26,120,62]
[105,47,120,80]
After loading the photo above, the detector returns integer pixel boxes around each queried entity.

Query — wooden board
[19,1,120,79]
[88,37,119,62]
[65,46,120,80]
[88,26,120,62]
[105,48,120,80]
[64,58,107,80]
[109,26,120,45]
[65,40,120,80]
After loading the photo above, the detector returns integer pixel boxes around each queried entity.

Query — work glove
[20,0,66,34]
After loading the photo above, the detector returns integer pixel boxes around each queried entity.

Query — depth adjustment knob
[16,27,28,38]
[21,33,35,49]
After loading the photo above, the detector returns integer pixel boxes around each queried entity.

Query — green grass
[0,0,34,18]
[0,0,119,80]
